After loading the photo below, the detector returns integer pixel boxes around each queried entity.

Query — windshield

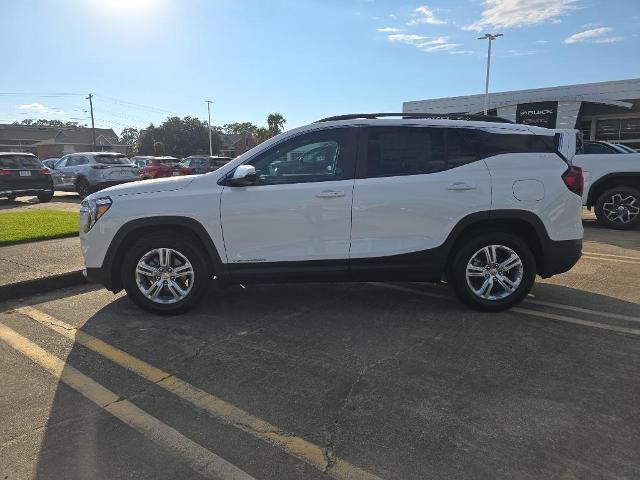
[95,155,132,165]
[0,155,42,169]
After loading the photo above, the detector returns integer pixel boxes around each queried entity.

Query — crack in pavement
[323,350,403,473]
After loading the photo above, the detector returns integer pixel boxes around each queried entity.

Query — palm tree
[266,113,286,134]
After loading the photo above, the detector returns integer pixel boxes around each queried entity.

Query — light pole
[477,33,503,115]
[205,100,213,156]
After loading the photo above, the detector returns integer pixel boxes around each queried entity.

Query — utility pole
[86,93,96,150]
[477,33,503,115]
[205,100,213,156]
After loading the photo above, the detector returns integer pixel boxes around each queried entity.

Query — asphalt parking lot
[1,220,639,480]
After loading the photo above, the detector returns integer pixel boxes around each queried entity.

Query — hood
[95,175,195,198]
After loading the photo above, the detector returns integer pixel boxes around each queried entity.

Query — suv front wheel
[122,233,211,314]
[447,232,536,311]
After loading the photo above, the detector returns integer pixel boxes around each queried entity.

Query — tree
[135,116,221,157]
[221,122,259,135]
[12,119,83,127]
[267,113,286,135]
[120,127,139,147]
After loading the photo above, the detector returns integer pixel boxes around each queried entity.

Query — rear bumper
[539,239,582,278]
[0,187,53,197]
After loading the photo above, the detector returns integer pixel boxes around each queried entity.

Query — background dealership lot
[1,199,639,479]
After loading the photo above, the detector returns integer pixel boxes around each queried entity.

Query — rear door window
[365,127,446,178]
[0,155,42,169]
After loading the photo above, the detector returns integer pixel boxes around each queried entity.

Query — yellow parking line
[0,323,255,480]
[370,283,640,336]
[14,306,384,480]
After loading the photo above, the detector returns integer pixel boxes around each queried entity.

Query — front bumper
[539,239,582,278]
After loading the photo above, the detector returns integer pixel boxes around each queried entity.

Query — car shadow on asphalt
[32,280,640,479]
[582,219,640,249]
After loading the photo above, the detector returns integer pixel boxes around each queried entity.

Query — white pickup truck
[557,134,640,230]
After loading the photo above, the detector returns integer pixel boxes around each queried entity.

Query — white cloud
[408,6,446,25]
[534,39,549,44]
[387,34,426,43]
[18,102,49,113]
[464,0,577,31]
[377,27,400,32]
[594,36,623,44]
[420,43,462,52]
[449,50,475,55]
[385,33,467,54]
[563,27,617,44]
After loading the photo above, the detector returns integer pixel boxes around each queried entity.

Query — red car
[132,156,192,179]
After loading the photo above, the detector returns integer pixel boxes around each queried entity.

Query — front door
[220,127,357,265]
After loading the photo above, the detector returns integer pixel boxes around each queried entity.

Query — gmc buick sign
[516,101,558,128]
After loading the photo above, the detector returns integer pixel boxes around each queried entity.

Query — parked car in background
[51,152,139,198]
[135,156,192,179]
[583,140,637,154]
[0,152,54,202]
[80,113,583,314]
[179,155,233,174]
[41,158,60,169]
[570,138,640,229]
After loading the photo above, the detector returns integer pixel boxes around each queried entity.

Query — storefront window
[596,118,640,142]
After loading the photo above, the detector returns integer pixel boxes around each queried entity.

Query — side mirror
[230,165,257,186]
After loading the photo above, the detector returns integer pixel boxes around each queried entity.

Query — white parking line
[583,251,640,261]
[370,283,640,336]
[581,255,640,266]
[0,323,256,480]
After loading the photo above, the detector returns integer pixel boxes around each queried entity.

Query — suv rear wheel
[122,233,211,314]
[595,186,640,230]
[37,192,53,203]
[448,232,536,311]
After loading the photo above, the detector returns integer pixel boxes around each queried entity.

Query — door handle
[447,182,476,191]
[316,190,345,198]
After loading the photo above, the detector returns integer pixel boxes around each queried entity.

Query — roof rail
[315,112,514,124]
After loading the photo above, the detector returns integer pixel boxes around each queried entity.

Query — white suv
[80,114,584,314]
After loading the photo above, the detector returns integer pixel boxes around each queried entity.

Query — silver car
[51,152,139,198]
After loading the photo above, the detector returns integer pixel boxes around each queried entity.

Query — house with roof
[0,124,126,158]
[218,130,256,158]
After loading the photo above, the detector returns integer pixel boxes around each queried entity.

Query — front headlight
[80,196,112,233]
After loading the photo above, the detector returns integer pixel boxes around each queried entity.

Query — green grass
[0,210,79,246]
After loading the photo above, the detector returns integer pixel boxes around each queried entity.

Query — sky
[1,0,639,133]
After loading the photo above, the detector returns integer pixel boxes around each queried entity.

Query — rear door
[350,126,492,260]
[220,127,357,264]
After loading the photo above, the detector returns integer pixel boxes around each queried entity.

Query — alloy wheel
[602,193,640,224]
[465,245,524,301]
[135,248,195,304]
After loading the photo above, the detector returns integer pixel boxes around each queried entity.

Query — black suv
[0,152,54,202]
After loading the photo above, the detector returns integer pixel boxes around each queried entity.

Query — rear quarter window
[95,155,131,165]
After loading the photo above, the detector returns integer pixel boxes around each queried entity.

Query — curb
[0,270,86,302]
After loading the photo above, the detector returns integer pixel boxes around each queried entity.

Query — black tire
[37,192,54,203]
[121,232,211,315]
[76,178,91,199]
[594,186,640,230]
[447,232,536,311]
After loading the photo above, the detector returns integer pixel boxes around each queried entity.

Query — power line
[93,94,181,116]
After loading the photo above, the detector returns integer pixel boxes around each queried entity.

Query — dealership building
[403,78,640,149]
